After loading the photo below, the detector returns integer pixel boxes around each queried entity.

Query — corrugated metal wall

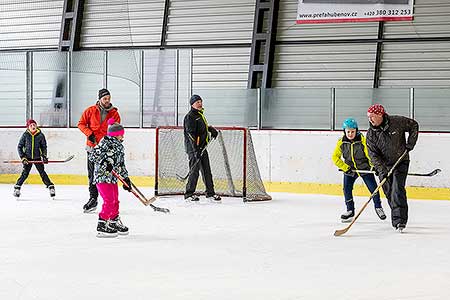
[0,0,63,50]
[383,0,450,39]
[192,47,251,89]
[165,0,255,46]
[80,0,165,48]
[273,43,377,87]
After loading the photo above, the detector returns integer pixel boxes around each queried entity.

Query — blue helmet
[342,118,358,130]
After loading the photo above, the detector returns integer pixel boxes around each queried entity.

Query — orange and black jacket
[332,132,373,173]
[78,102,120,147]
[17,129,47,160]
[183,107,212,154]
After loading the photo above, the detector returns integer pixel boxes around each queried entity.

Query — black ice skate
[396,223,406,233]
[83,197,98,213]
[375,207,386,220]
[13,185,21,198]
[97,218,118,238]
[48,185,56,199]
[207,194,222,203]
[185,195,200,202]
[110,216,129,235]
[340,210,355,223]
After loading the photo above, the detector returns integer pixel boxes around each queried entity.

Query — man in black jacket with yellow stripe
[366,104,419,232]
[183,94,221,202]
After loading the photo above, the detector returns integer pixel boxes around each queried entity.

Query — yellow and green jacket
[332,132,373,173]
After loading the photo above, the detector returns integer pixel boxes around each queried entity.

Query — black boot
[83,197,98,213]
[97,218,118,238]
[48,185,56,198]
[110,216,129,235]
[13,185,21,198]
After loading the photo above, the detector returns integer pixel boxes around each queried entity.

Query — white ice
[1,183,450,300]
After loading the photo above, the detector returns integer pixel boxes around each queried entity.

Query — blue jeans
[343,173,382,211]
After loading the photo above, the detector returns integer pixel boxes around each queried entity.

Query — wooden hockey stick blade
[129,181,169,213]
[3,155,75,164]
[334,199,371,236]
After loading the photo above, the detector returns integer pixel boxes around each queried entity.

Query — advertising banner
[297,0,414,24]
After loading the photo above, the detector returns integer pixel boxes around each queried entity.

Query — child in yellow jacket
[332,118,386,222]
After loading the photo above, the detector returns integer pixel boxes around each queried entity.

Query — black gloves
[41,156,48,164]
[405,144,414,151]
[105,163,113,172]
[344,168,355,175]
[21,157,29,165]
[88,133,96,144]
[209,126,218,139]
[122,177,132,192]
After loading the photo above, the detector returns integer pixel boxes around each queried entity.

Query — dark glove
[378,169,388,181]
[41,156,48,164]
[21,157,29,165]
[88,133,96,144]
[405,144,414,151]
[122,177,132,192]
[105,163,113,172]
[344,168,355,176]
[209,126,218,139]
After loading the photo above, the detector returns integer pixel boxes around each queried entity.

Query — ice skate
[110,216,129,235]
[340,210,354,223]
[13,185,21,198]
[83,197,98,213]
[375,207,386,220]
[396,223,406,233]
[185,195,200,202]
[48,185,56,199]
[97,218,118,238]
[207,194,222,203]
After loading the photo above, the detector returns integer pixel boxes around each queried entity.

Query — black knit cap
[98,88,110,99]
[190,94,202,105]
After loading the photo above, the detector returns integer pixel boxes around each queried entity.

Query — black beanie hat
[98,88,110,99]
[190,94,202,105]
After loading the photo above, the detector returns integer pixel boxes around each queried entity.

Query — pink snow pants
[96,183,120,220]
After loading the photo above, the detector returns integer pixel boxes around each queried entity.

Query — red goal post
[155,126,271,201]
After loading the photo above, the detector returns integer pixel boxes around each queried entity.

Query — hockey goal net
[155,126,271,201]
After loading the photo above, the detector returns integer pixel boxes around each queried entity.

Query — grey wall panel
[192,47,251,89]
[384,0,450,38]
[273,44,377,87]
[379,42,450,87]
[166,0,255,46]
[0,0,63,50]
[80,0,164,48]
[277,0,379,42]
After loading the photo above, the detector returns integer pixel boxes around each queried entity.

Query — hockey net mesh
[155,127,271,201]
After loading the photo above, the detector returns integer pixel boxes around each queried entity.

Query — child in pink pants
[89,118,133,238]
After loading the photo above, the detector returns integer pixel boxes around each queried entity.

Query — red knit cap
[367,104,385,115]
[26,119,37,127]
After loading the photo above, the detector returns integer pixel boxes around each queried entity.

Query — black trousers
[185,150,215,198]
[382,160,410,228]
[87,152,99,200]
[16,163,53,187]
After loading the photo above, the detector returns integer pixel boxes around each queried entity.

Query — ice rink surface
[1,184,450,300]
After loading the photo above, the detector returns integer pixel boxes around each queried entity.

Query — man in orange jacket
[78,88,121,213]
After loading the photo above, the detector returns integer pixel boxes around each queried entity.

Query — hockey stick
[334,150,408,237]
[130,181,170,214]
[111,170,170,213]
[343,168,441,177]
[3,155,75,164]
[175,135,217,182]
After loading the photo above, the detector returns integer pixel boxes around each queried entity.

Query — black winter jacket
[183,107,212,153]
[17,129,48,160]
[366,114,419,174]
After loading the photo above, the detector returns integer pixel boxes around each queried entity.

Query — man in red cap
[366,104,419,232]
